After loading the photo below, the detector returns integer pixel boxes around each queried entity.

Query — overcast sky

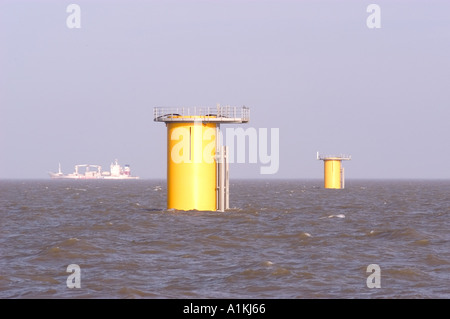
[1,0,449,180]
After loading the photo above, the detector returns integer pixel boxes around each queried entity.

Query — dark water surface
[0,179,449,298]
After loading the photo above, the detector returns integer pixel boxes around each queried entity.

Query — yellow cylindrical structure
[166,120,217,211]
[324,159,342,189]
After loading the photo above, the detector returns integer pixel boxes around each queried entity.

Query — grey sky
[1,0,449,180]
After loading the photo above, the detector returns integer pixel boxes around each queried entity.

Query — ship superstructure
[49,159,139,179]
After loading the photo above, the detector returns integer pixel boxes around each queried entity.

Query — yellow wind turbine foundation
[317,152,351,189]
[154,105,250,211]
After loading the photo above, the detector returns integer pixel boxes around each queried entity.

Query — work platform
[154,105,250,124]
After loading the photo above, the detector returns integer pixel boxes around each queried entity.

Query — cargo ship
[49,159,140,179]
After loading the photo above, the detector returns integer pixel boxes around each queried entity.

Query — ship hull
[49,175,139,180]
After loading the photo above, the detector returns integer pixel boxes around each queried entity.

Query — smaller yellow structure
[317,152,351,189]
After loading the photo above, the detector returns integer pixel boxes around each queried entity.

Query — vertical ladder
[217,146,229,212]
[225,146,229,210]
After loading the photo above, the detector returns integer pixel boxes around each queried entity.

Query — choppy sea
[0,179,449,299]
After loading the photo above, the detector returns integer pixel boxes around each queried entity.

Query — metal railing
[317,153,352,161]
[154,105,250,123]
